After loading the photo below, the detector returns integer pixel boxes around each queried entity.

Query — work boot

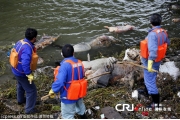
[18,101,26,105]
[79,113,87,119]
[18,99,26,105]
[25,108,40,114]
[151,94,160,107]
[18,100,40,105]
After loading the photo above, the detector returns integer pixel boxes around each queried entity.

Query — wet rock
[53,112,62,119]
[0,44,14,52]
[169,56,180,61]
[175,50,180,55]
[101,106,124,119]
[175,62,180,69]
[3,99,23,112]
[73,42,91,52]
[34,66,54,79]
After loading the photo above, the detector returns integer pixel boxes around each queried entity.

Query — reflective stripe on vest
[153,28,168,46]
[63,59,85,91]
[63,59,87,100]
[65,59,84,81]
[14,40,36,73]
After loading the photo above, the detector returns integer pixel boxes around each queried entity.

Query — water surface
[0,0,180,82]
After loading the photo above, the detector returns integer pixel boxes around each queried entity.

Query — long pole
[117,61,158,73]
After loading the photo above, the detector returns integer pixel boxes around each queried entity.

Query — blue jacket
[147,26,170,60]
[141,26,170,95]
[11,38,34,77]
[52,56,84,104]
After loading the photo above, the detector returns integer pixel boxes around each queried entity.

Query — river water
[0,0,180,82]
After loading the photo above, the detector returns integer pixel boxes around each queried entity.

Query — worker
[53,61,60,82]
[10,28,39,114]
[140,13,170,107]
[49,44,87,119]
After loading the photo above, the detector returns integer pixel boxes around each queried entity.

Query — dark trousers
[15,75,37,113]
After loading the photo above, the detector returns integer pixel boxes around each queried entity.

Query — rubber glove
[49,89,55,98]
[148,60,153,72]
[26,73,34,84]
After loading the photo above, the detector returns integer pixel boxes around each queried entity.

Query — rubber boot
[151,94,160,107]
[79,113,87,119]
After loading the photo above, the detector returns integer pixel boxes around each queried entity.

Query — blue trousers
[15,75,37,113]
[141,58,161,94]
[61,99,86,119]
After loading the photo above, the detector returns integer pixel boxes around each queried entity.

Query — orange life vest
[64,59,87,100]
[54,66,60,81]
[9,39,38,71]
[140,28,168,62]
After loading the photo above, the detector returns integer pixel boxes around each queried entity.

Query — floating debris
[172,18,180,22]
[35,34,60,50]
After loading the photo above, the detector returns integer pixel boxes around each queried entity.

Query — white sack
[159,61,180,80]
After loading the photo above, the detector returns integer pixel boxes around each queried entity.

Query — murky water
[0,0,180,82]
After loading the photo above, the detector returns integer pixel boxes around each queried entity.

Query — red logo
[134,104,149,116]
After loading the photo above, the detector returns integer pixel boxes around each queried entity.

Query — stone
[101,106,123,119]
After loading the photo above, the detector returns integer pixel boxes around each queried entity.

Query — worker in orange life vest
[48,44,87,119]
[53,61,60,81]
[11,28,39,114]
[140,13,170,107]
